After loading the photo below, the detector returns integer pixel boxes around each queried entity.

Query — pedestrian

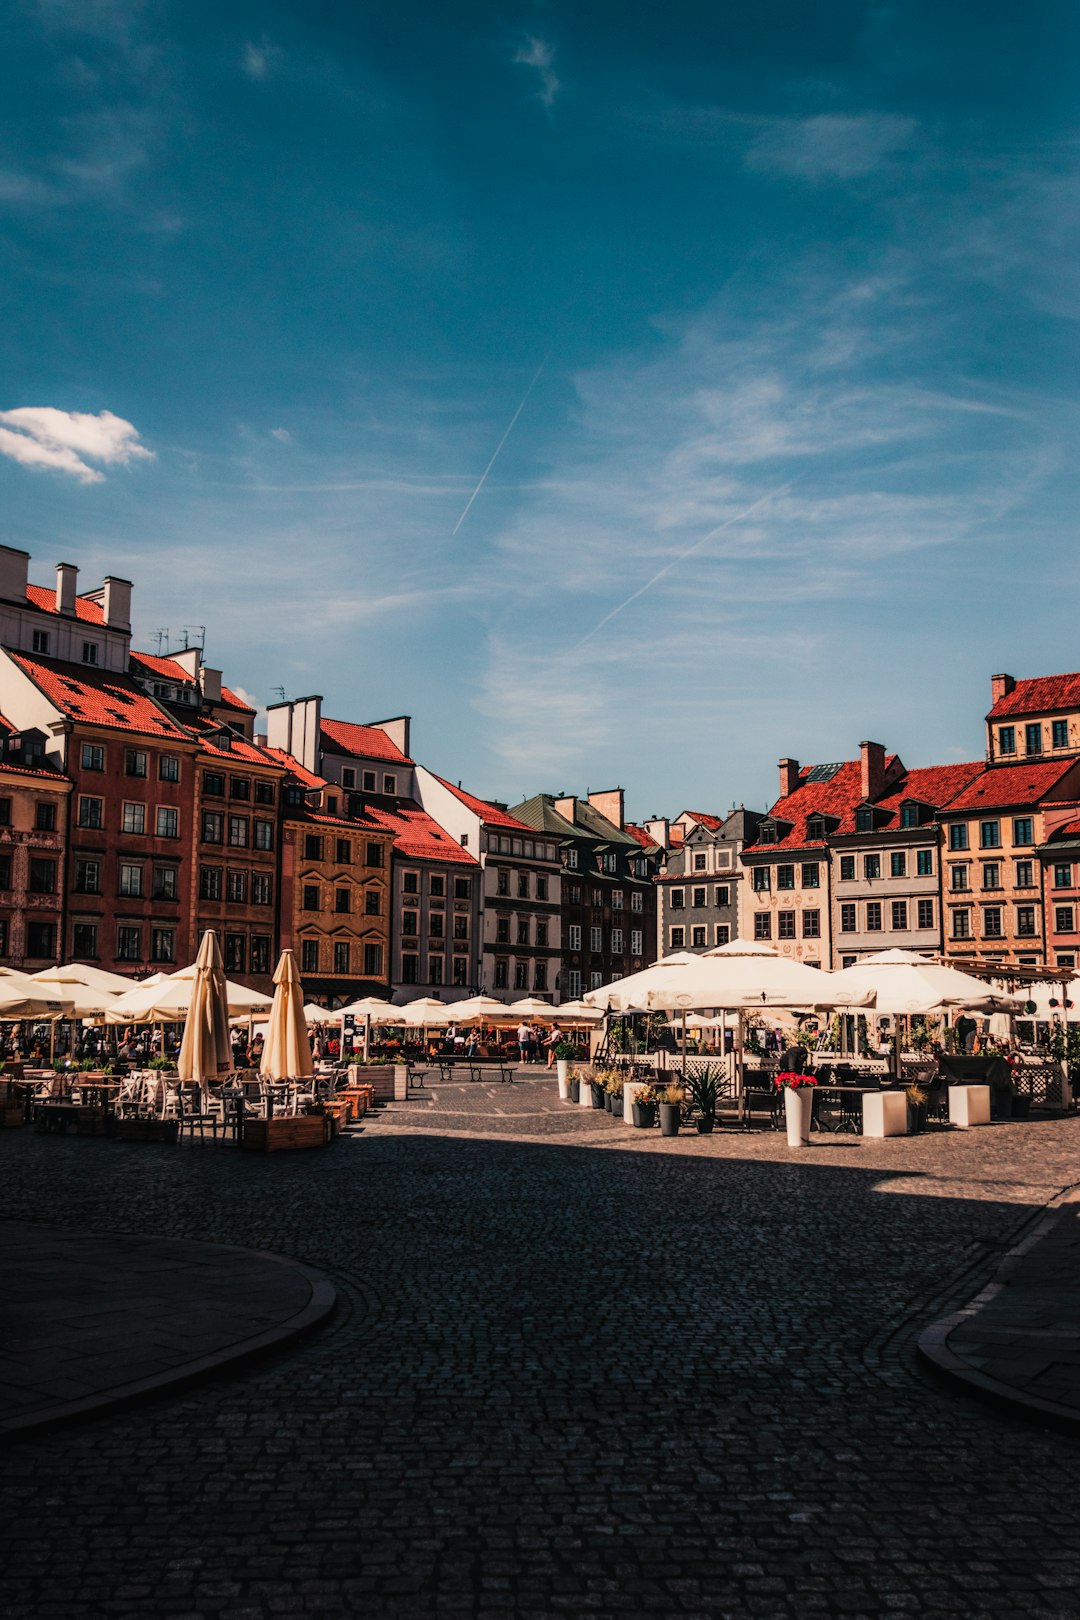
[543,1022,562,1069]
[517,1021,530,1064]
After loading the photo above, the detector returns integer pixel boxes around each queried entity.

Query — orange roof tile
[364,801,478,865]
[940,758,1080,813]
[130,652,256,715]
[989,673,1080,719]
[262,745,327,790]
[25,585,105,624]
[320,717,412,764]
[745,759,872,851]
[12,654,191,739]
[682,810,724,831]
[431,774,533,831]
[871,762,984,816]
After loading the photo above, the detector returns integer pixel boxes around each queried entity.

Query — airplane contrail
[574,481,791,647]
[451,356,548,537]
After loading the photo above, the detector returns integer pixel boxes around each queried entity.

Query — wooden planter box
[346,1063,397,1102]
[242,1115,329,1153]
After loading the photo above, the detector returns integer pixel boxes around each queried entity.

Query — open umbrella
[504,996,558,1019]
[450,995,513,1024]
[0,966,75,1019]
[178,930,232,1088]
[303,1002,340,1025]
[261,950,314,1082]
[826,950,1025,1015]
[396,997,455,1026]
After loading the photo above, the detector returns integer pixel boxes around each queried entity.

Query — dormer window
[855,807,875,833]
[806,816,826,841]
[900,803,922,829]
[757,822,777,844]
[32,630,49,656]
[81,641,99,666]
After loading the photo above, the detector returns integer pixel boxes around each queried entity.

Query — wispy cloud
[746,113,917,181]
[0,407,153,483]
[241,38,283,82]
[514,37,559,109]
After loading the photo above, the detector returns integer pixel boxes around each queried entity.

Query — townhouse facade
[653,808,762,958]
[0,726,71,969]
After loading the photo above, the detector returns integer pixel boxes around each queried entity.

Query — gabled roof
[262,745,328,791]
[624,822,663,853]
[24,585,105,624]
[130,650,254,714]
[363,800,478,865]
[510,794,580,839]
[11,654,191,739]
[188,720,280,770]
[430,774,533,832]
[939,758,1080,813]
[320,717,412,764]
[745,760,873,852]
[680,809,724,831]
[989,673,1080,719]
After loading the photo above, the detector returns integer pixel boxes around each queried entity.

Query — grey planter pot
[659,1102,680,1137]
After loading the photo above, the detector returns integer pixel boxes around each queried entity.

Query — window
[803,910,820,938]
[566,848,579,870]
[777,912,796,939]
[777,865,795,890]
[496,869,509,897]
[81,641,99,666]
[494,958,508,989]
[303,834,323,861]
[365,889,381,915]
[25,920,55,958]
[116,925,141,961]
[534,961,548,991]
[715,885,730,907]
[670,926,685,949]
[692,886,706,908]
[496,916,510,944]
[1012,817,1034,847]
[202,811,223,844]
[917,898,934,930]
[226,870,247,904]
[979,820,1001,849]
[631,928,643,953]
[32,628,49,655]
[1016,906,1037,938]
[917,850,934,877]
[71,922,98,959]
[229,778,250,801]
[74,858,100,894]
[1055,905,1076,934]
[383,774,396,795]
[891,900,908,931]
[900,804,920,829]
[801,863,820,889]
[340,767,356,790]
[156,806,178,839]
[34,801,56,832]
[952,909,971,940]
[29,857,57,894]
[691,852,706,872]
[227,816,248,847]
[590,971,603,989]
[154,866,178,901]
[122,802,146,835]
[1059,953,1076,969]
[366,842,384,868]
[839,856,855,881]
[589,924,602,951]
[840,904,857,933]
[204,773,225,796]
[1025,722,1042,756]
[78,796,103,829]
[866,901,882,931]
[979,862,1000,890]
[149,928,175,963]
[0,799,10,828]
[401,909,418,937]
[516,918,529,946]
[254,781,275,806]
[998,726,1015,756]
[200,866,223,901]
[423,909,442,937]
[302,939,320,974]
[125,750,147,778]
[248,936,270,974]
[1015,860,1035,888]
[302,884,320,911]
[222,934,245,972]
[402,871,419,894]
[453,914,469,940]
[671,888,685,910]
[453,957,468,987]
[949,824,969,851]
[537,875,548,901]
[81,743,104,771]
[159,755,179,783]
[1056,863,1074,889]
[856,808,874,832]
[1053,719,1069,749]
[568,924,581,950]
[951,864,969,891]
[864,854,881,880]
[753,914,772,940]
[118,863,143,897]
[512,959,528,991]
[254,820,274,851]
[363,942,382,977]
[536,920,548,947]
[454,878,471,900]
[714,924,729,946]
[612,927,625,952]
[630,891,642,912]
[983,907,1003,939]
[890,852,906,878]
[751,868,769,893]
[517,873,529,899]
[333,942,351,975]
[252,873,272,906]
[427,875,444,898]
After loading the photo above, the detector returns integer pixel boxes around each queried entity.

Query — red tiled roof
[1047,818,1080,843]
[219,686,255,713]
[320,717,412,764]
[624,822,662,852]
[364,801,478,865]
[300,808,385,833]
[989,673,1080,719]
[130,652,256,715]
[871,762,983,815]
[262,746,327,790]
[940,758,1080,813]
[431,774,533,831]
[11,654,191,738]
[190,724,279,769]
[682,810,723,831]
[745,759,876,851]
[25,585,105,624]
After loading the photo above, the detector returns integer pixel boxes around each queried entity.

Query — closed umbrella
[261,950,314,1082]
[178,931,232,1088]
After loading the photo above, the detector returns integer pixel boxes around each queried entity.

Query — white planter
[557,1071,570,1102]
[863,1090,908,1138]
[578,1077,595,1108]
[557,1059,570,1085]
[948,1084,991,1129]
[783,1085,812,1148]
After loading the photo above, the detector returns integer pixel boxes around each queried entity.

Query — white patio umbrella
[396,997,455,1026]
[0,966,75,1019]
[177,931,232,1088]
[826,950,1025,1016]
[334,996,402,1059]
[261,950,314,1082]
[449,995,513,1024]
[504,996,559,1019]
[553,999,604,1023]
[303,1002,340,1024]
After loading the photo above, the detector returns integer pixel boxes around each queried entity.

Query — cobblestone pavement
[2,1082,1080,1618]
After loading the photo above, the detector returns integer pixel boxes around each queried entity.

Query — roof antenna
[272,686,286,704]
[153,629,169,654]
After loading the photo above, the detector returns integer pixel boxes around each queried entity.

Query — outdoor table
[812,1085,880,1135]
[33,1100,81,1133]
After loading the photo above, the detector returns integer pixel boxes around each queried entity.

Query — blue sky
[2,1,1079,818]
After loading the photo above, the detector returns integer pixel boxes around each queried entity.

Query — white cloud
[514,37,559,109]
[0,407,153,483]
[746,113,917,181]
[242,39,283,81]
[270,426,292,443]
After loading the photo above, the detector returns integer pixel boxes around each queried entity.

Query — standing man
[517,1021,531,1065]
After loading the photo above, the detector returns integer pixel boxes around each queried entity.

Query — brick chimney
[860,740,886,802]
[645,816,670,850]
[0,545,29,604]
[101,576,132,631]
[778,758,800,798]
[990,673,1015,705]
[587,787,625,829]
[553,795,577,823]
[55,562,78,616]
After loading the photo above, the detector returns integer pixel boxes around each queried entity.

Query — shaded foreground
[2,1082,1080,1618]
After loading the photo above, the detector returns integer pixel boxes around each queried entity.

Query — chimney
[371,715,410,758]
[199,666,222,704]
[587,787,625,829]
[255,731,268,749]
[779,758,800,797]
[860,740,886,802]
[991,673,1015,705]
[554,795,577,823]
[0,545,29,604]
[645,816,671,850]
[55,562,78,616]
[101,575,132,631]
[172,647,202,680]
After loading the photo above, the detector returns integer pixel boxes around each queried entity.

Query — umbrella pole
[681,1008,687,1077]
[736,1009,745,1121]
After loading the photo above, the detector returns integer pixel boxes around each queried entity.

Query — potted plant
[554,1040,577,1088]
[632,1084,659,1129]
[905,1083,928,1135]
[567,1067,581,1103]
[658,1083,683,1137]
[604,1071,625,1118]
[686,1065,721,1134]
[774,1072,816,1147]
[556,1057,572,1101]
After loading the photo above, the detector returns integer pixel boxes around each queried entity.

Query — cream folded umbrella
[178,931,232,1088]
[261,950,314,1082]
[0,966,75,1019]
[826,950,1025,1016]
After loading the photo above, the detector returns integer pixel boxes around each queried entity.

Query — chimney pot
[860,740,886,802]
[991,673,1016,705]
[778,758,800,797]
[55,562,78,616]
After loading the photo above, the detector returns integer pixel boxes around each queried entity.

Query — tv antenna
[152,629,170,655]
[181,625,206,651]
[271,686,286,704]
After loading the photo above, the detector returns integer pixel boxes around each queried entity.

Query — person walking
[543,1022,562,1069]
[517,1021,531,1065]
